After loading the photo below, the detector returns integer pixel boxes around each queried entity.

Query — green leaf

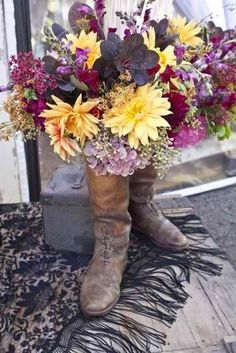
[70,75,89,91]
[215,125,226,138]
[225,124,232,139]
[24,88,37,102]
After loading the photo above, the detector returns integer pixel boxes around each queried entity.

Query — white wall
[0,0,29,203]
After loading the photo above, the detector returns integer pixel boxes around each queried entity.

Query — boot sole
[132,227,189,252]
[80,294,120,317]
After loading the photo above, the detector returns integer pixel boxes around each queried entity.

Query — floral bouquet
[0,1,235,177]
[191,21,236,141]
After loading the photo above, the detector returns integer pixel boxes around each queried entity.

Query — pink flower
[172,117,207,148]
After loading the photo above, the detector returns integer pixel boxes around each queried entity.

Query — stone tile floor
[190,185,236,270]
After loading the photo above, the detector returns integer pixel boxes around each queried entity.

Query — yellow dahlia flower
[143,27,176,72]
[104,84,171,148]
[65,30,101,69]
[41,95,100,146]
[169,16,203,47]
[45,123,80,161]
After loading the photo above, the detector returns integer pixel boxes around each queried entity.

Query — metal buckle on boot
[101,234,112,263]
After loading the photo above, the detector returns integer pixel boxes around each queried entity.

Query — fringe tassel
[52,212,224,353]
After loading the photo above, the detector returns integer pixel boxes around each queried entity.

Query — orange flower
[41,94,100,146]
[45,123,80,161]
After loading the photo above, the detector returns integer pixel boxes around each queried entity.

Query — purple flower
[0,83,13,92]
[174,45,185,63]
[75,48,90,67]
[56,65,73,76]
[84,137,150,176]
[58,57,68,65]
[175,68,200,82]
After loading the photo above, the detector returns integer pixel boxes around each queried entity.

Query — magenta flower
[144,8,151,22]
[172,117,207,148]
[147,64,160,78]
[76,69,99,92]
[164,92,189,129]
[23,97,47,130]
[94,0,106,27]
[160,65,177,83]
[89,19,101,35]
[9,52,57,95]
[108,28,117,33]
[68,2,104,38]
[124,29,132,39]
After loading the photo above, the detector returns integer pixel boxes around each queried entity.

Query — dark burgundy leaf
[130,47,158,69]
[124,33,144,52]
[52,23,68,39]
[107,32,122,46]
[42,56,58,74]
[68,2,94,32]
[130,68,149,86]
[93,57,107,79]
[115,35,145,71]
[157,35,177,50]
[151,18,169,37]
[129,49,146,69]
[104,62,119,80]
[142,50,159,69]
[101,40,119,61]
[57,81,76,92]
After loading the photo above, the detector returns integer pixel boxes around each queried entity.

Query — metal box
[40,164,95,255]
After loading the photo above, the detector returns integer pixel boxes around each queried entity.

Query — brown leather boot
[129,164,188,251]
[80,165,131,316]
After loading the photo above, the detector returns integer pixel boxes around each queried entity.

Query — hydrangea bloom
[84,137,150,177]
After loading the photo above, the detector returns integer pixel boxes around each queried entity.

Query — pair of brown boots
[80,164,188,316]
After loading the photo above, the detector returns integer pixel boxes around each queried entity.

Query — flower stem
[137,0,148,33]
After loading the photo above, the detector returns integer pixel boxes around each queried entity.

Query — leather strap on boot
[80,164,131,316]
[129,165,188,251]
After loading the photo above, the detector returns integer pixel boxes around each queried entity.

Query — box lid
[40,164,90,206]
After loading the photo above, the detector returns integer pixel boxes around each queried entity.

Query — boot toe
[171,232,189,248]
[159,223,189,249]
[81,292,119,316]
[80,283,120,316]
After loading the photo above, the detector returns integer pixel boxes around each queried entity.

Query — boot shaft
[85,163,131,240]
[129,164,157,204]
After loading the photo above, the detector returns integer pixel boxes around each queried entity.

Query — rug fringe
[53,212,225,353]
